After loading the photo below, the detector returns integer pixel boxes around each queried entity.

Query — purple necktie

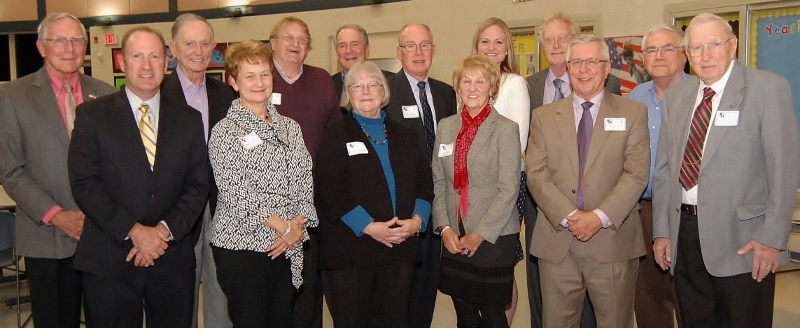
[576,101,594,210]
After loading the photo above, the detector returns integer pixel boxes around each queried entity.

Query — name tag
[714,111,739,126]
[438,143,454,157]
[604,118,626,131]
[271,93,282,105]
[402,105,420,118]
[240,132,263,149]
[346,142,369,156]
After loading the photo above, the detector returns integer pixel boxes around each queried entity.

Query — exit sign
[104,33,117,45]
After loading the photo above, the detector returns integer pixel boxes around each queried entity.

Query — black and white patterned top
[208,98,317,289]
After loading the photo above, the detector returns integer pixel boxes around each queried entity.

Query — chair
[0,211,32,328]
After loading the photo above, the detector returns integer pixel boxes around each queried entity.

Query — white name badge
[346,142,369,156]
[604,118,627,131]
[240,132,263,149]
[271,93,282,105]
[438,143,455,157]
[402,105,420,118]
[714,111,739,126]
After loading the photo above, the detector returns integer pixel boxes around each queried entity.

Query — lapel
[554,95,580,179]
[395,70,426,133]
[429,79,450,122]
[584,91,615,172]
[532,68,548,108]
[346,114,393,203]
[206,76,231,131]
[700,62,744,172]
[32,68,71,149]
[113,90,153,174]
[467,109,498,165]
[78,75,100,103]
[153,96,177,174]
[672,78,701,164]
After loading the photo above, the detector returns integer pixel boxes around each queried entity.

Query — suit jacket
[69,90,210,278]
[652,61,800,277]
[526,67,621,111]
[526,91,649,263]
[432,108,521,243]
[160,72,237,245]
[0,67,116,258]
[316,113,433,270]
[385,70,457,158]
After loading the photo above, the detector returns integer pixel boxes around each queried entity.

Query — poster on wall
[604,36,648,94]
[511,32,538,77]
[208,43,227,69]
[112,48,123,73]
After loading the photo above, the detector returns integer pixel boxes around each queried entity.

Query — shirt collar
[176,65,206,90]
[703,60,735,94]
[273,59,303,83]
[45,67,80,94]
[403,70,429,90]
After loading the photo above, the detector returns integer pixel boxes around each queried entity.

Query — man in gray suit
[0,13,116,328]
[653,13,799,328]
[523,12,620,328]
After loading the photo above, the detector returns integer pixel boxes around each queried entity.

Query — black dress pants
[26,256,85,328]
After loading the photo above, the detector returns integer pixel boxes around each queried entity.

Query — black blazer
[69,90,210,278]
[332,69,395,116]
[160,72,237,245]
[384,70,457,158]
[316,113,434,270]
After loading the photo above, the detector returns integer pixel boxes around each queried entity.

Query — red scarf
[453,103,491,221]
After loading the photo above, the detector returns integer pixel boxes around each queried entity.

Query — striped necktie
[138,103,156,170]
[679,87,715,190]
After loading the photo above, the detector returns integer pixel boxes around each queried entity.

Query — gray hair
[37,13,87,41]
[340,61,391,109]
[171,13,215,41]
[334,24,369,46]
[642,24,684,48]
[537,12,580,43]
[397,23,433,45]
[684,13,734,45]
[566,34,609,61]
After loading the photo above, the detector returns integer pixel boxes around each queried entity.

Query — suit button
[571,189,576,194]
[148,193,154,198]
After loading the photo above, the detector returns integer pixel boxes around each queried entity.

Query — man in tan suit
[526,34,649,328]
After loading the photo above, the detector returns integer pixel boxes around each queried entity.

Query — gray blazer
[653,61,800,276]
[432,108,521,243]
[526,67,621,110]
[0,67,116,258]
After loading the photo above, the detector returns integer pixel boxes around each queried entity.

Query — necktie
[417,81,436,161]
[553,78,565,102]
[576,101,594,211]
[64,84,77,138]
[679,87,716,190]
[139,103,157,170]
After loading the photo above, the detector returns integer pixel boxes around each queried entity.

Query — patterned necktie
[138,103,157,170]
[417,81,436,161]
[553,78,565,102]
[679,87,716,190]
[576,101,594,211]
[64,83,77,138]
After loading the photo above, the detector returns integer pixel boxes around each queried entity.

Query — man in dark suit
[653,13,799,328]
[331,25,393,105]
[384,23,456,328]
[0,13,116,328]
[160,13,237,328]
[523,12,622,328]
[69,27,209,328]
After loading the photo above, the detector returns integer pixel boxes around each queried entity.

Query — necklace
[361,124,388,145]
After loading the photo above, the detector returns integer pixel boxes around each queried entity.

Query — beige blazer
[526,91,649,263]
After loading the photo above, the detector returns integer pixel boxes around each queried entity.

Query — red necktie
[679,87,715,190]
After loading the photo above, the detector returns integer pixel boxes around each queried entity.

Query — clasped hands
[442,229,484,258]
[266,215,309,259]
[567,210,603,242]
[126,222,170,267]
[364,217,422,248]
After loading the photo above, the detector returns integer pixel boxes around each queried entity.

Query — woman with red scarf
[432,55,521,328]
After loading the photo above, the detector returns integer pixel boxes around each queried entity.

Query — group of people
[0,8,796,328]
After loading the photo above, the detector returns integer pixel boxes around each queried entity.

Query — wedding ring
[577,235,582,239]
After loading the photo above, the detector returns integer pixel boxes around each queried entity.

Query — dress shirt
[543,68,571,106]
[681,61,734,205]
[274,59,303,84]
[403,70,439,131]
[175,66,210,140]
[628,73,689,199]
[126,88,161,136]
[560,92,612,229]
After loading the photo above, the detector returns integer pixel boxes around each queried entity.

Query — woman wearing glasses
[433,55,521,328]
[316,61,434,328]
[471,17,531,324]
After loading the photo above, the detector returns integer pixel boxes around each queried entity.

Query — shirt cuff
[341,206,374,237]
[561,209,579,228]
[412,199,431,232]
[41,205,63,226]
[592,209,613,228]
[159,220,175,241]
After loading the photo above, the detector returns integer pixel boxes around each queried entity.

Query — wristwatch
[434,225,451,236]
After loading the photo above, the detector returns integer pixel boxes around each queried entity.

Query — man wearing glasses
[384,23,456,328]
[527,34,649,328]
[627,24,687,328]
[0,13,116,328]
[523,11,622,328]
[653,13,799,328]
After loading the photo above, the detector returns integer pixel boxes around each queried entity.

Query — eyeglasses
[542,34,574,45]
[644,44,683,57]
[567,58,609,67]
[349,82,383,93]
[275,34,310,45]
[399,42,433,52]
[687,37,734,57]
[44,37,87,47]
